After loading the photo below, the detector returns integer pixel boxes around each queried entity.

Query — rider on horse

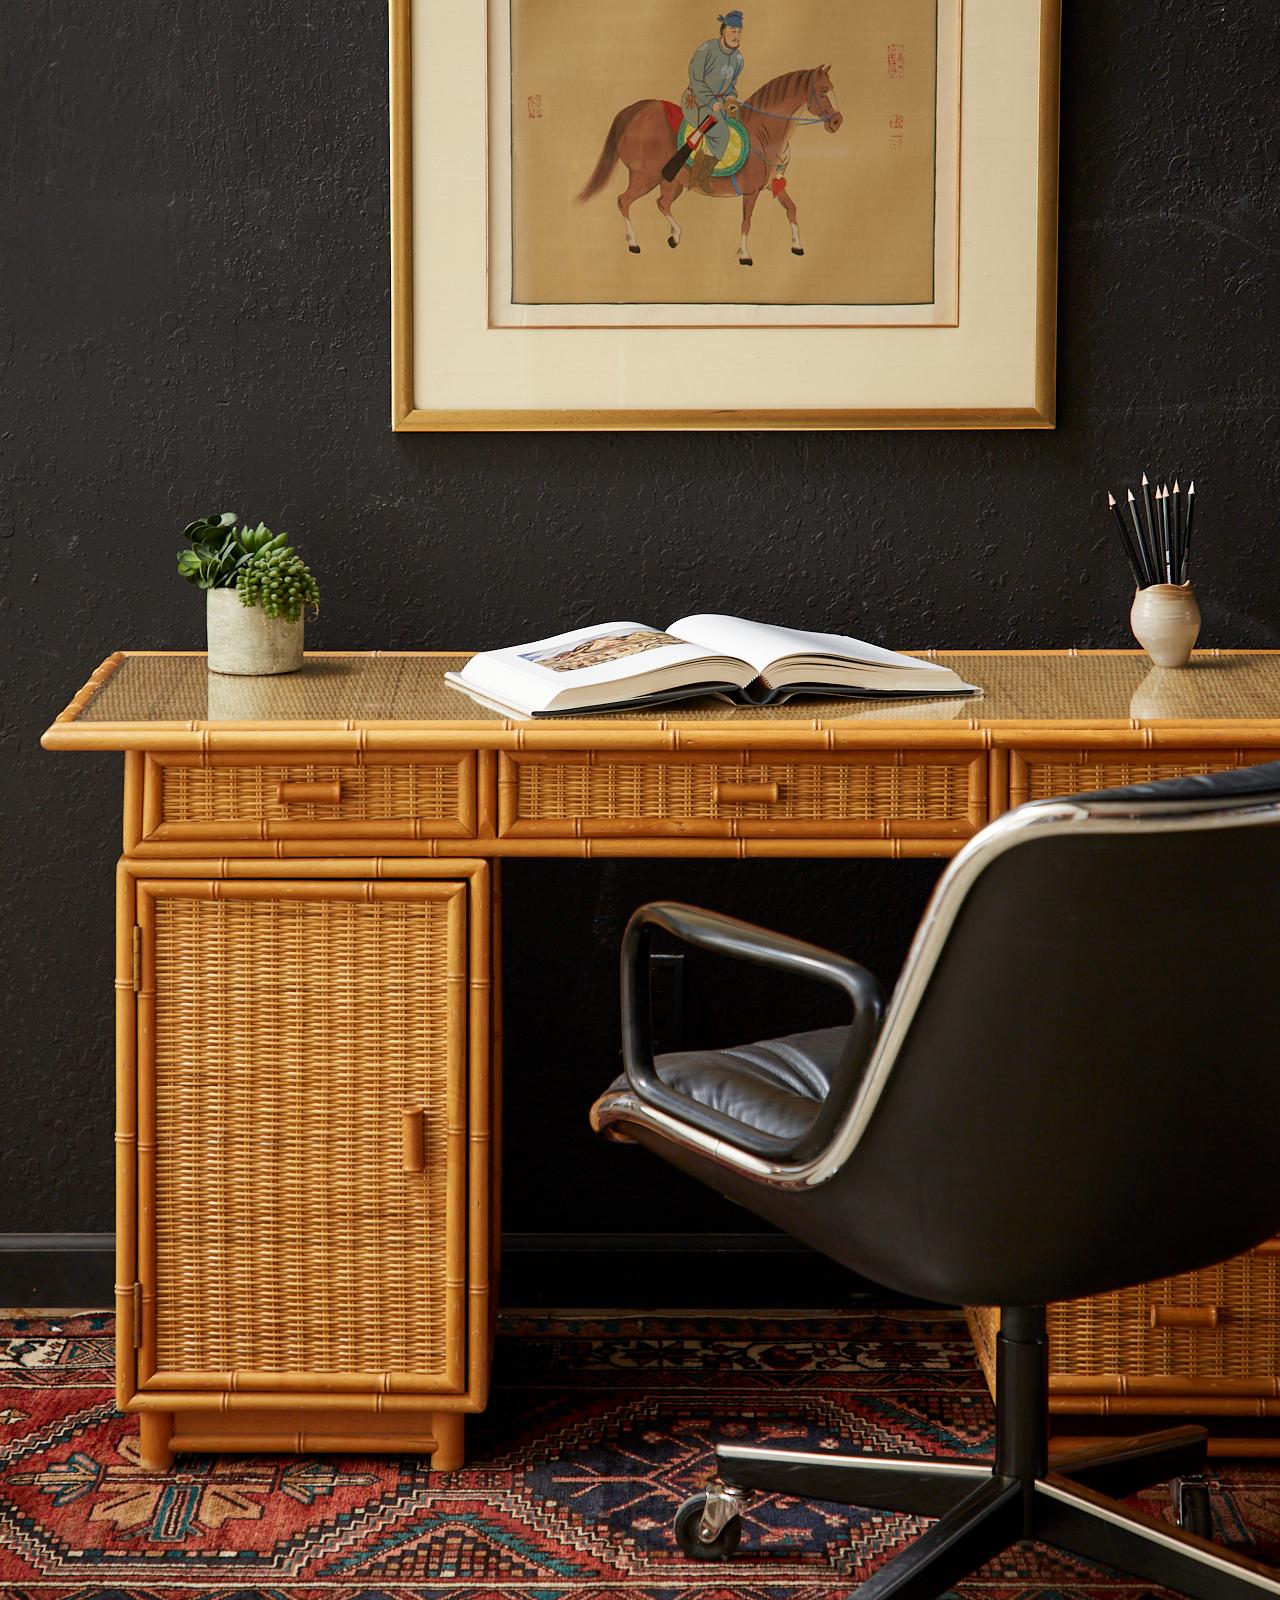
[684,11,744,194]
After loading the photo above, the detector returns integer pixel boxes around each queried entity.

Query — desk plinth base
[134,1407,466,1471]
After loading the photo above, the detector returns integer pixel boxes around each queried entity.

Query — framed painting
[390,0,1060,431]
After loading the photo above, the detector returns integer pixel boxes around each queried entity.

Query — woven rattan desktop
[43,650,1280,1468]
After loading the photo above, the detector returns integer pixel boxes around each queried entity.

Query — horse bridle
[737,84,837,125]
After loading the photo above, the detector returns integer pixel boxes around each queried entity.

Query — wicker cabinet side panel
[138,882,467,1392]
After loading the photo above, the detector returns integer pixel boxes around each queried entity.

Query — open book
[445,615,978,717]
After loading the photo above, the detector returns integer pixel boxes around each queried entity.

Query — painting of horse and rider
[504,0,959,320]
[577,11,845,268]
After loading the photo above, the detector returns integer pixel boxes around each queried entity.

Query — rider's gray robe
[683,37,744,160]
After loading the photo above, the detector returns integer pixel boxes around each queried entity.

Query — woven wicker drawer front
[1010,749,1275,807]
[137,880,467,1396]
[147,754,474,839]
[499,751,986,838]
[1047,1244,1280,1381]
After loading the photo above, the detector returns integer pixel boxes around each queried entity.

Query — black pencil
[1168,482,1178,581]
[1108,491,1145,586]
[1159,485,1171,581]
[1144,477,1165,585]
[1181,480,1196,581]
[1126,490,1150,586]
[1171,480,1183,582]
[1141,472,1157,578]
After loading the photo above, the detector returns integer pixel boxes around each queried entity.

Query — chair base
[682,1308,1280,1600]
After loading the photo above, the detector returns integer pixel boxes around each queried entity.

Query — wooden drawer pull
[1150,1305,1222,1330]
[402,1109,426,1173]
[276,779,342,805]
[714,780,780,805]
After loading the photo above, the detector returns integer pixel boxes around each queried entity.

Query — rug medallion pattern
[0,1311,1275,1598]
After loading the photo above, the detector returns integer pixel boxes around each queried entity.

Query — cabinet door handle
[276,779,342,805]
[402,1109,427,1173]
[1150,1305,1222,1329]
[714,780,780,805]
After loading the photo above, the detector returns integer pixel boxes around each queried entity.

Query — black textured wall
[2,3,1277,1247]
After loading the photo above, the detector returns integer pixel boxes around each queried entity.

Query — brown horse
[577,66,843,265]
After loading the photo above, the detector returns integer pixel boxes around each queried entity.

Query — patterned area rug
[0,1309,1276,1598]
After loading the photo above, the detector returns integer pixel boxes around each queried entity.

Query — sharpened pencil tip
[1188,480,1195,493]
[1173,479,1181,493]
[1108,491,1117,506]
[1142,472,1149,486]
[1127,489,1136,502]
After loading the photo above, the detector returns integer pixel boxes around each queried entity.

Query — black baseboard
[0,1234,115,1309]
[0,1233,918,1312]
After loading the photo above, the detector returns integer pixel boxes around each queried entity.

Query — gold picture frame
[390,0,1060,432]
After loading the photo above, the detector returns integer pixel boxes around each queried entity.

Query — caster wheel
[1175,1477,1213,1540]
[674,1492,742,1560]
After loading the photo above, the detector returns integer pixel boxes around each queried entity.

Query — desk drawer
[970,1241,1280,1393]
[1047,1241,1280,1383]
[498,751,987,839]
[142,754,476,841]
[1009,749,1276,807]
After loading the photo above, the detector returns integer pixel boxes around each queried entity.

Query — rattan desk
[43,650,1280,1469]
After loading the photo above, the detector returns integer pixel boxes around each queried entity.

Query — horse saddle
[664,100,751,179]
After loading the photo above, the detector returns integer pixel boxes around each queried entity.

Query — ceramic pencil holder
[1130,582,1201,669]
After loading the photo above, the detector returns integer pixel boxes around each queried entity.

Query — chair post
[993,1305,1049,1527]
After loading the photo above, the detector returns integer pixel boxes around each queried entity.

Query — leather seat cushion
[611,1025,850,1141]
[1070,758,1280,805]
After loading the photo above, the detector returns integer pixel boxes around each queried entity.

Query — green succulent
[235,545,321,625]
[177,513,289,590]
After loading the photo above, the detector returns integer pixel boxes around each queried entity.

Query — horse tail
[576,101,647,203]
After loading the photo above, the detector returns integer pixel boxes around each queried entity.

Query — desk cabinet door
[132,879,468,1402]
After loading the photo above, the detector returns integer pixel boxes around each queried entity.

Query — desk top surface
[43,650,1280,751]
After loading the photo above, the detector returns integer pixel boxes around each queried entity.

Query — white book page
[460,622,728,708]
[666,615,939,676]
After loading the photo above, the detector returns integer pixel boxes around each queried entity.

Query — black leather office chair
[590,764,1280,1600]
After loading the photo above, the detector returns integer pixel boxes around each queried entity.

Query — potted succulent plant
[178,512,320,675]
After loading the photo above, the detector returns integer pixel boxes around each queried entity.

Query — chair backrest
[784,763,1280,1307]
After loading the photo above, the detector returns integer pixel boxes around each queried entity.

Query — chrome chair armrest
[621,901,884,1163]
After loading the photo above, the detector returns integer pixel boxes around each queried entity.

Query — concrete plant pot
[207,588,304,675]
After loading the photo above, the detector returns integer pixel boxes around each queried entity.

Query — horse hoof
[628,244,641,254]
[738,257,753,267]
[667,236,678,249]
[791,247,805,256]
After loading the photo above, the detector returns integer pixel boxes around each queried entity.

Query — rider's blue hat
[718,11,744,27]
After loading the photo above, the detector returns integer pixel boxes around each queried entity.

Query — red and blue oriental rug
[0,1309,1276,1598]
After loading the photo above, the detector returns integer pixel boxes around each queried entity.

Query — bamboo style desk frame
[43,650,1280,1469]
